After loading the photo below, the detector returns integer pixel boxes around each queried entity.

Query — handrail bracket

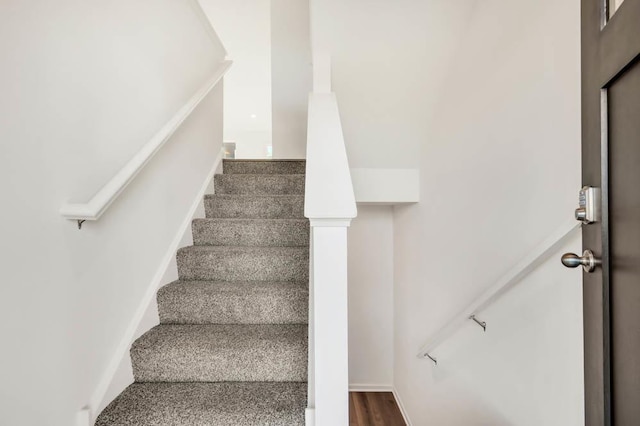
[469,315,487,332]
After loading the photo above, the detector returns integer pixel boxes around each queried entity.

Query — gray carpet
[157,280,308,325]
[95,382,306,426]
[96,159,308,425]
[204,195,304,219]
[192,218,309,247]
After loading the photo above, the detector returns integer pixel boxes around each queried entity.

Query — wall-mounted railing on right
[417,220,582,364]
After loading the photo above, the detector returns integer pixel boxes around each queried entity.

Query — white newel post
[305,52,356,426]
[309,220,351,426]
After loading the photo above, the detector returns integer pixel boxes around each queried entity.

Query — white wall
[348,206,394,389]
[309,0,476,168]
[394,233,583,425]
[0,1,226,425]
[271,0,312,159]
[392,0,583,424]
[200,0,273,159]
[99,159,223,415]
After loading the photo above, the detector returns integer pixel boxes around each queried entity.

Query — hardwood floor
[349,392,406,426]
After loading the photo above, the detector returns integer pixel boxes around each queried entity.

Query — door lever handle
[561,250,601,273]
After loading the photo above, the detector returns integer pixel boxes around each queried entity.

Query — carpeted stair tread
[131,324,307,382]
[177,246,309,281]
[214,174,305,195]
[204,194,304,219]
[223,159,306,175]
[157,280,308,324]
[96,158,310,425]
[95,382,306,426]
[192,218,309,247]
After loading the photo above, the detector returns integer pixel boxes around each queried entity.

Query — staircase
[96,160,309,425]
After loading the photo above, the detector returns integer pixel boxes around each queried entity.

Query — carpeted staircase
[96,159,309,425]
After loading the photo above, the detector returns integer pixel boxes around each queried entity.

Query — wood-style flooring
[349,392,406,426]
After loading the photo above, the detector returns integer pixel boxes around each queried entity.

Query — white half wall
[271,0,312,159]
[351,168,419,204]
[347,206,394,389]
[392,0,583,423]
[97,147,225,417]
[200,0,273,159]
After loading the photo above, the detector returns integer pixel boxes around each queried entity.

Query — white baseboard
[392,387,413,426]
[305,407,315,426]
[87,148,225,421]
[349,384,393,392]
[75,407,91,426]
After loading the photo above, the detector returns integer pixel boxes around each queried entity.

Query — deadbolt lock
[575,186,600,224]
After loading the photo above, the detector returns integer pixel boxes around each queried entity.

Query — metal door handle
[561,250,601,272]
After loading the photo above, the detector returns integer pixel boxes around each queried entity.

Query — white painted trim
[304,93,357,221]
[309,218,353,227]
[60,60,232,222]
[309,226,350,426]
[89,148,225,421]
[75,408,91,426]
[305,407,315,426]
[349,384,393,392]
[417,220,582,359]
[350,168,419,204]
[305,53,355,426]
[392,387,413,426]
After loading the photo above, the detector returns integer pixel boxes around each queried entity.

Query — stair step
[95,382,306,426]
[214,174,305,195]
[223,159,306,175]
[205,194,304,219]
[192,218,309,247]
[131,324,307,382]
[177,246,308,281]
[157,280,308,324]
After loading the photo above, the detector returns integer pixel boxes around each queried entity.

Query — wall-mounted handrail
[59,60,232,228]
[417,220,582,363]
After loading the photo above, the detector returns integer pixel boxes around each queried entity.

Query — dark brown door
[582,0,640,424]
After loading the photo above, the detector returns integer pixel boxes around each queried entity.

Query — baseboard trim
[75,407,90,426]
[392,387,413,426]
[305,407,315,426]
[349,384,393,392]
[88,147,225,421]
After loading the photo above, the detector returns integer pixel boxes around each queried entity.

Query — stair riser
[223,160,306,175]
[132,350,307,382]
[205,195,305,219]
[214,174,305,195]
[192,219,309,247]
[131,326,308,383]
[157,285,309,324]
[95,383,306,426]
[177,249,309,281]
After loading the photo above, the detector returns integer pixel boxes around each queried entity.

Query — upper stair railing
[304,53,357,426]
[417,220,581,364]
[59,62,231,229]
[59,0,231,229]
